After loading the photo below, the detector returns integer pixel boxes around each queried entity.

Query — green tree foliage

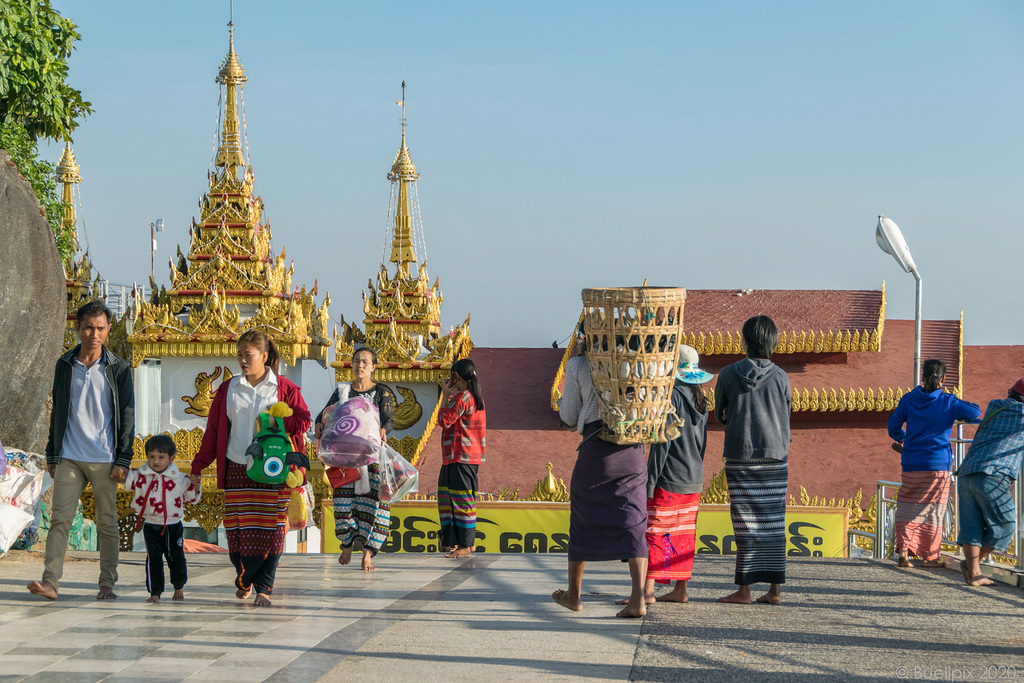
[0,0,92,263]
[0,0,92,140]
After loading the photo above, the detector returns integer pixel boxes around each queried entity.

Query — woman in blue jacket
[887,359,980,567]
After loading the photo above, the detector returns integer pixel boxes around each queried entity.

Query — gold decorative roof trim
[685,326,882,357]
[703,385,915,413]
[550,313,583,410]
[956,309,965,398]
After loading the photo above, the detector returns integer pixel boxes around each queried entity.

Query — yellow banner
[322,502,848,557]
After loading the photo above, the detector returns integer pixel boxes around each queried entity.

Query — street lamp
[876,215,922,388]
[150,219,164,280]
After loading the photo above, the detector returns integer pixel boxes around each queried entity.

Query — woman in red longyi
[190,330,311,606]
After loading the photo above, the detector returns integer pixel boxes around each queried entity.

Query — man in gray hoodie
[714,315,791,605]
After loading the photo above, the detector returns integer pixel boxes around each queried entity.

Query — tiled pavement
[1,551,1022,682]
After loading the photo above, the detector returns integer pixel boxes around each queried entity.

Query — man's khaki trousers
[43,459,120,590]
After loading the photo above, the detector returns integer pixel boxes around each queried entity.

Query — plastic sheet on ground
[0,449,52,551]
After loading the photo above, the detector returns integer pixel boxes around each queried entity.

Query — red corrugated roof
[684,289,884,337]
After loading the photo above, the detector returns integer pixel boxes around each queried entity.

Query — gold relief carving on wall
[182,366,234,416]
[392,386,423,430]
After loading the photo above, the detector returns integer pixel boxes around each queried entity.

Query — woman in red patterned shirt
[437,358,486,558]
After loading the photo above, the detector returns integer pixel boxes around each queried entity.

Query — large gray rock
[0,149,65,452]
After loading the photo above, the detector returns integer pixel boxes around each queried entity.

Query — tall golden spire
[388,81,419,278]
[55,142,82,262]
[215,17,247,179]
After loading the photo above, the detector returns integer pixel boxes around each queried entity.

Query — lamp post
[150,219,164,280]
[876,215,922,388]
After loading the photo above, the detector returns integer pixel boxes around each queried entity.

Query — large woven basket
[581,287,686,444]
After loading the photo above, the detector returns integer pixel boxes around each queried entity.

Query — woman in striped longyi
[714,316,791,605]
[436,358,486,559]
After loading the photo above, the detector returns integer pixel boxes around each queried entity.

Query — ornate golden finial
[55,142,82,263]
[388,81,419,277]
[529,462,569,502]
[215,9,247,177]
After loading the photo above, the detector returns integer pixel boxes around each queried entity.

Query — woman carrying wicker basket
[553,328,649,619]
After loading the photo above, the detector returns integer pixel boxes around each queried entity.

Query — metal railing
[95,280,149,318]
[863,423,1023,573]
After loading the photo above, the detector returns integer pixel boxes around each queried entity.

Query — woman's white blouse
[225,369,280,464]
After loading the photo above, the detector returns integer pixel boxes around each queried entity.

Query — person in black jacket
[27,300,134,601]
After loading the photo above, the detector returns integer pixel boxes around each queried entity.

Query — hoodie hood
[907,385,944,407]
[734,358,778,391]
[137,462,182,477]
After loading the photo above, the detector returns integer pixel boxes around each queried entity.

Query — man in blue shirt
[956,377,1024,586]
[27,301,134,601]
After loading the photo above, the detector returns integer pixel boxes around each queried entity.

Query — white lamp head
[876,215,916,274]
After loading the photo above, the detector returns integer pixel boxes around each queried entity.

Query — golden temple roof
[333,85,471,384]
[127,23,330,368]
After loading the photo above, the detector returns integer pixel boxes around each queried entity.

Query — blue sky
[46,1,1024,348]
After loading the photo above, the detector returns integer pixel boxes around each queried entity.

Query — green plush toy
[245,402,310,486]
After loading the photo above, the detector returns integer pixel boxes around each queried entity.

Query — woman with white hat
[616,345,713,606]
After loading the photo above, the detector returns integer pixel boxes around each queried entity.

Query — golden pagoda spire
[388,81,419,279]
[214,15,247,180]
[55,142,81,259]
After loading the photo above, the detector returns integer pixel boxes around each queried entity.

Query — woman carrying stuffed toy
[190,330,311,607]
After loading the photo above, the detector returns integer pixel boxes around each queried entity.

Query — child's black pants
[143,522,188,596]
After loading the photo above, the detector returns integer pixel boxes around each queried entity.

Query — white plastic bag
[378,443,419,504]
[0,502,34,554]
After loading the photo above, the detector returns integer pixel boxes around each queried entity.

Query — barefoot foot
[656,590,689,603]
[339,546,353,566]
[445,546,473,558]
[717,590,752,604]
[616,601,647,618]
[755,594,782,605]
[236,587,252,600]
[361,552,376,571]
[552,589,582,612]
[147,595,160,604]
[26,580,58,600]
[254,593,272,607]
[920,560,944,568]
[968,575,996,587]
[96,586,118,600]
[172,589,184,601]
[615,596,655,605]
[897,556,913,568]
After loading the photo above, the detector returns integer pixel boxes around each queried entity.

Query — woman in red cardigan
[436,358,486,559]
[190,330,310,606]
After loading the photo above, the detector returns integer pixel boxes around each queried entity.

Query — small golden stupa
[333,83,472,464]
[55,143,132,358]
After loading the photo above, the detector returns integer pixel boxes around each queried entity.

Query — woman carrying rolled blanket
[887,359,981,567]
[315,347,395,571]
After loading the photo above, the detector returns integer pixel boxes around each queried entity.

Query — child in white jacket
[125,435,201,602]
